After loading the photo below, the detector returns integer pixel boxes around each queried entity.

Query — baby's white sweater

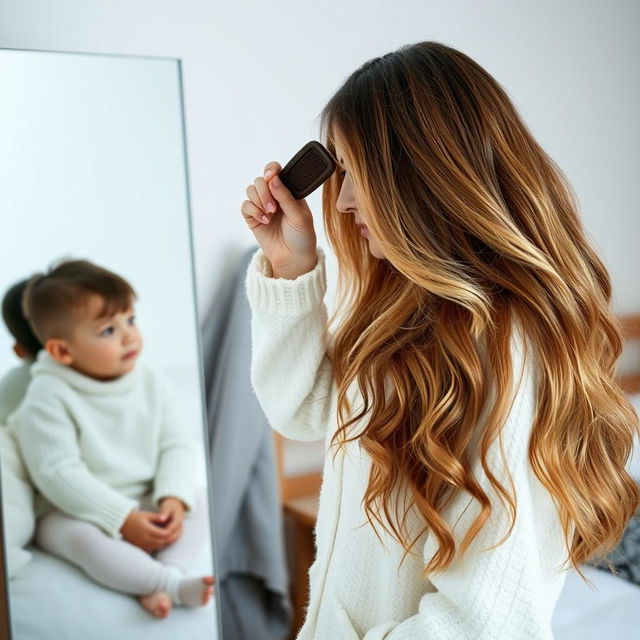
[245,246,571,640]
[7,351,197,539]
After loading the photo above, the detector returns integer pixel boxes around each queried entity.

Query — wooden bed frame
[273,313,640,639]
[619,314,640,394]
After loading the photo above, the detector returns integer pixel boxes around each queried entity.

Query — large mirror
[0,48,221,638]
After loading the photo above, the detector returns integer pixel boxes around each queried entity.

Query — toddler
[7,258,214,618]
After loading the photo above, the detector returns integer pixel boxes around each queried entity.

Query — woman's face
[333,136,386,260]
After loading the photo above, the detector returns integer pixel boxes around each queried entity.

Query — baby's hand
[157,496,187,546]
[120,510,172,552]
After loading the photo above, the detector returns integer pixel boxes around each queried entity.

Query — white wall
[1,1,638,474]
[0,51,197,374]
[2,0,637,314]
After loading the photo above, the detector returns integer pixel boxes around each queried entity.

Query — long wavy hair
[318,40,640,584]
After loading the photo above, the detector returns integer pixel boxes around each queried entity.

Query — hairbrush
[278,140,337,199]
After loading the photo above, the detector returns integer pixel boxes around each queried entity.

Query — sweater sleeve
[356,358,569,640]
[244,245,337,442]
[9,395,138,539]
[151,371,198,513]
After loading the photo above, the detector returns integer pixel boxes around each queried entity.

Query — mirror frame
[0,463,11,638]
[0,45,223,640]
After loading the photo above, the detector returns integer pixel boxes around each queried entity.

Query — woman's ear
[45,338,73,365]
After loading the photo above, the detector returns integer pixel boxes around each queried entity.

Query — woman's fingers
[268,172,306,222]
[246,181,273,224]
[254,176,275,214]
[263,161,282,181]
[245,184,264,212]
[241,199,270,225]
[242,160,306,228]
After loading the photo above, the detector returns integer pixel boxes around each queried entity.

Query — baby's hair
[22,258,137,344]
[1,279,43,358]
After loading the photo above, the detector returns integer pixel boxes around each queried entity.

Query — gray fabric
[201,245,292,640]
[589,500,640,587]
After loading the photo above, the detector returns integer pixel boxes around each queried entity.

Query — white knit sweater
[7,351,197,539]
[0,359,33,424]
[245,245,570,640]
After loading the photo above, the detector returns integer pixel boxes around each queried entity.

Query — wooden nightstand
[619,314,640,394]
[272,431,321,640]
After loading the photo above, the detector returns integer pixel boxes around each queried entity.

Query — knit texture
[245,245,571,639]
[7,351,197,539]
[0,360,32,424]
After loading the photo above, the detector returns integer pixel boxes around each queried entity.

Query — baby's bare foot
[202,576,215,605]
[139,591,172,618]
[178,575,216,607]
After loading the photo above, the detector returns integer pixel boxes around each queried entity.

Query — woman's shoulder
[5,371,70,433]
[0,360,31,389]
[20,367,69,401]
[468,318,538,461]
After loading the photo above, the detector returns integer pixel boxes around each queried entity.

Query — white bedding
[552,564,640,639]
[9,551,636,639]
[4,364,219,638]
[8,541,218,639]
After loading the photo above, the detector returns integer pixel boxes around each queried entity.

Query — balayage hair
[318,40,640,584]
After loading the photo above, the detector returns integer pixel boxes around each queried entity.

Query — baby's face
[64,294,143,381]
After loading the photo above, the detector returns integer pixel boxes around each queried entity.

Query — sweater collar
[31,349,140,395]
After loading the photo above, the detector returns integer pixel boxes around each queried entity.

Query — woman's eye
[338,169,347,178]
[100,327,114,337]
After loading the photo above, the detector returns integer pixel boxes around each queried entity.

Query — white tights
[34,487,212,606]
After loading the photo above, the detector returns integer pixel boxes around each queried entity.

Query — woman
[241,41,639,639]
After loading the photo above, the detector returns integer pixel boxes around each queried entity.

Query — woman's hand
[241,161,318,277]
[120,509,173,552]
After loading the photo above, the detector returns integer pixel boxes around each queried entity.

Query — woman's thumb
[268,173,301,218]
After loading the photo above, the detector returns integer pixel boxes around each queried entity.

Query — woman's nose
[336,174,357,214]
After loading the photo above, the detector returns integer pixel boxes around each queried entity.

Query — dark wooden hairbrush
[278,140,336,199]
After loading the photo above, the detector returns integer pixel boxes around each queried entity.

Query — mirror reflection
[0,49,219,638]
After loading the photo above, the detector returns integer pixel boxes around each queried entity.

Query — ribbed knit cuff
[152,482,196,513]
[245,246,327,316]
[103,497,139,539]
